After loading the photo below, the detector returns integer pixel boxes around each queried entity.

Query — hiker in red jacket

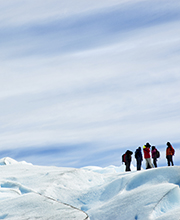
[166,142,175,166]
[143,143,153,169]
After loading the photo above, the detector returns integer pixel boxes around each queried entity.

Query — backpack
[171,147,175,155]
[156,150,160,158]
[122,153,126,163]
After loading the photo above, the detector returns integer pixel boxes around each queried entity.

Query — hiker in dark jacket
[166,142,175,166]
[151,146,158,168]
[125,150,133,172]
[135,147,143,170]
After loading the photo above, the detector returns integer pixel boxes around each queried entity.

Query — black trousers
[125,161,131,172]
[153,157,157,168]
[136,158,142,170]
[167,155,174,166]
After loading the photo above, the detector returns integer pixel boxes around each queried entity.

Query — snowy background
[0,157,180,220]
[0,0,180,168]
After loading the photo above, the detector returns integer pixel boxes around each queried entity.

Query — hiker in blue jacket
[135,147,143,170]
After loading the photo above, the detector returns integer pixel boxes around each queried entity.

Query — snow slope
[0,157,180,220]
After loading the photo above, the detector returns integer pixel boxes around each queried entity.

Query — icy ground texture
[0,158,180,220]
[0,157,88,220]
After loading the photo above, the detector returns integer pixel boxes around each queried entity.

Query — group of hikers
[122,142,175,172]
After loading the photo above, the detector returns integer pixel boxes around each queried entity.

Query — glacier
[0,157,180,219]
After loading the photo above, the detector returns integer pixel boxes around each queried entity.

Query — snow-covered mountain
[0,157,180,220]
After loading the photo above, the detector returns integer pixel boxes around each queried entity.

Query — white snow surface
[0,158,180,220]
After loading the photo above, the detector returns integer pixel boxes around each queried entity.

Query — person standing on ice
[151,146,158,168]
[166,142,175,166]
[143,143,153,169]
[135,147,143,170]
[125,150,133,172]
